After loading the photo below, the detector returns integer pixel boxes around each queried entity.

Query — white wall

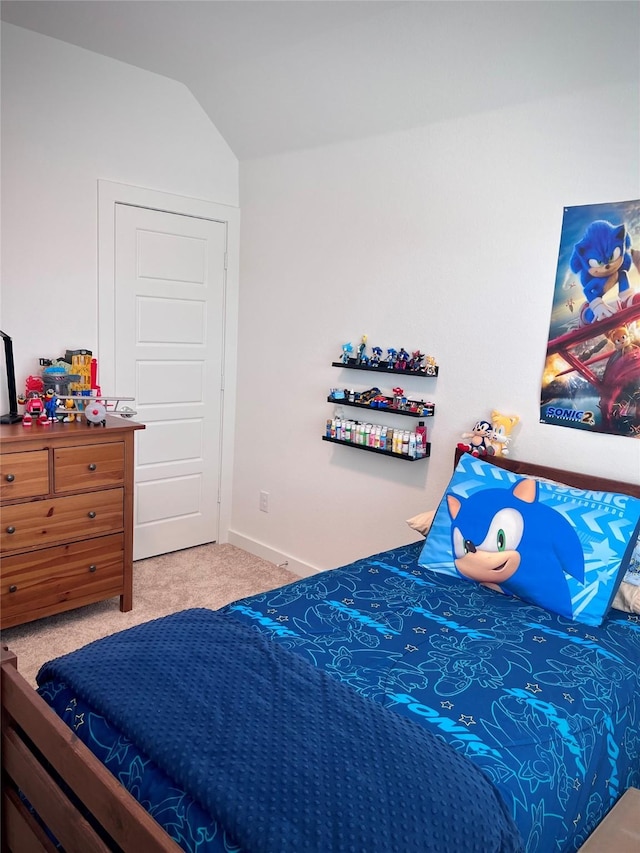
[233,82,640,575]
[0,23,238,404]
[2,20,638,580]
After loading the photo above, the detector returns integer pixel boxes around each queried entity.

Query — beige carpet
[1,543,296,688]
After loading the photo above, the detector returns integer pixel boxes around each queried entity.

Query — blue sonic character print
[418,453,640,627]
[446,478,584,620]
[540,199,640,437]
[570,220,634,324]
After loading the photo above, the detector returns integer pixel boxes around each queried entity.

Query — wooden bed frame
[2,452,639,852]
[1,646,179,851]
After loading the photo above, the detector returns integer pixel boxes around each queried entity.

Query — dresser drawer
[1,488,124,553]
[0,450,49,501]
[54,441,125,493]
[1,534,125,628]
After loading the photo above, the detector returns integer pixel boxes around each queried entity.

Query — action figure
[369,346,383,368]
[394,348,410,370]
[356,335,368,365]
[17,376,49,427]
[408,350,425,372]
[44,389,58,422]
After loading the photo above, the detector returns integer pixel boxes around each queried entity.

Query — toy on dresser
[17,376,50,426]
[17,353,137,426]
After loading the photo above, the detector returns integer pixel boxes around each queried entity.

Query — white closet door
[115,203,227,560]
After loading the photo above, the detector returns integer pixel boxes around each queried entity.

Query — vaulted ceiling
[1,1,636,160]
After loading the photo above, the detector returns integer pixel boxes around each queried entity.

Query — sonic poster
[540,199,640,438]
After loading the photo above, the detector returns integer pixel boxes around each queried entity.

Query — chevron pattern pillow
[418,454,640,626]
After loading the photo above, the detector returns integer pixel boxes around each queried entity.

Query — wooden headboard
[454,449,640,500]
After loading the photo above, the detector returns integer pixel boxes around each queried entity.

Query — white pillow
[611,582,640,614]
[406,509,436,537]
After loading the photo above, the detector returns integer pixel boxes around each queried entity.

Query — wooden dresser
[0,416,144,629]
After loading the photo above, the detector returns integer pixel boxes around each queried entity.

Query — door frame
[97,179,240,545]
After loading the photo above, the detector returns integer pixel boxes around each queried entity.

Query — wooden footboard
[1,646,181,852]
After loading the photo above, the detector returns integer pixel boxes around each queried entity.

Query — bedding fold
[38,607,523,853]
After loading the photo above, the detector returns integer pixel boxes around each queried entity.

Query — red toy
[17,375,50,427]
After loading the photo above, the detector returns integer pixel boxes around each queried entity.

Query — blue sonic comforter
[38,607,521,853]
[38,542,640,852]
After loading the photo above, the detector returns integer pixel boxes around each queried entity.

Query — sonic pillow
[418,454,640,627]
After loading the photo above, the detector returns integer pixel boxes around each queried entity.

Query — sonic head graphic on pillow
[418,454,640,626]
[446,478,584,620]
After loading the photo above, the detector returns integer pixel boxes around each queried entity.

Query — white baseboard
[227,531,320,578]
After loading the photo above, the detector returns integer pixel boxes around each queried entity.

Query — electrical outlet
[259,490,269,513]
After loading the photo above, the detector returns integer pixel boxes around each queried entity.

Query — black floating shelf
[322,435,430,461]
[326,396,434,418]
[332,360,438,378]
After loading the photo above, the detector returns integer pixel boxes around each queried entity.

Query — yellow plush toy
[489,410,519,457]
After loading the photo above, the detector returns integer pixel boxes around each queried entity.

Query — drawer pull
[88,463,97,471]
[6,526,16,535]
[9,585,17,593]
[89,564,97,573]
[88,511,97,519]
[5,473,15,482]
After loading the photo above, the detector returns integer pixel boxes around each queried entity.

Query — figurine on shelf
[17,376,50,427]
[408,350,425,372]
[386,348,397,368]
[356,334,368,365]
[371,394,389,408]
[457,419,496,457]
[392,386,405,408]
[395,348,410,370]
[369,346,383,368]
[341,342,353,364]
[423,356,438,375]
[358,386,381,404]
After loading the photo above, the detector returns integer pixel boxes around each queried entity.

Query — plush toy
[489,410,519,457]
[457,420,496,457]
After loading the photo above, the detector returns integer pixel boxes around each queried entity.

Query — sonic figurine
[369,346,383,367]
[446,478,584,619]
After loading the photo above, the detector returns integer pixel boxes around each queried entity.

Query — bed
[2,451,640,853]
